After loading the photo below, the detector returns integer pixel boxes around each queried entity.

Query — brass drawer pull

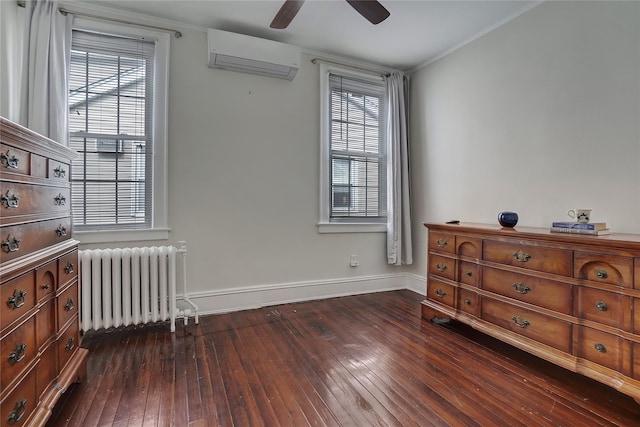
[65,337,75,351]
[7,398,27,424]
[65,298,74,312]
[464,298,471,305]
[595,269,608,280]
[56,224,67,237]
[465,270,473,277]
[435,263,447,272]
[64,261,74,274]
[7,289,26,309]
[54,165,66,178]
[595,301,607,312]
[436,239,448,248]
[8,342,27,365]
[513,250,531,262]
[511,315,530,328]
[594,343,606,353]
[435,288,446,298]
[512,282,531,294]
[42,284,50,290]
[1,190,19,209]
[1,150,19,169]
[1,234,20,253]
[54,193,66,206]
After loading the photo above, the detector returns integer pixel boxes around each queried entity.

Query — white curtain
[25,0,73,145]
[385,71,412,265]
[0,1,28,122]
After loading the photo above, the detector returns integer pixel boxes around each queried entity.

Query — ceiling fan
[270,0,390,29]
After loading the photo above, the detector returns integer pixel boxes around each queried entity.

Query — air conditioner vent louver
[207,29,300,80]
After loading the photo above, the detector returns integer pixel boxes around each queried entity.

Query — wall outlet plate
[350,255,359,267]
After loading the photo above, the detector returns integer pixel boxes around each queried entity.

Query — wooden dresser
[422,222,640,404]
[1,117,88,426]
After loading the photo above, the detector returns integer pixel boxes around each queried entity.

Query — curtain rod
[17,1,182,38]
[311,58,391,77]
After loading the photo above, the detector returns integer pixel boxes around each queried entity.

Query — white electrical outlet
[350,255,359,267]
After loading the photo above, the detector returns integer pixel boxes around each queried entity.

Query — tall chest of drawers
[1,117,88,426]
[422,222,640,404]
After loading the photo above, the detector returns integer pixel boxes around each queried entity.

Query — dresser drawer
[0,216,71,262]
[457,288,479,317]
[428,231,455,254]
[58,249,78,287]
[1,272,35,330]
[0,182,69,222]
[635,258,640,290]
[35,259,57,301]
[428,254,455,281]
[58,317,80,372]
[483,240,572,276]
[458,261,479,287]
[574,252,633,288]
[0,143,29,176]
[482,267,573,314]
[576,287,632,331]
[427,279,456,309]
[481,298,571,352]
[456,236,481,259]
[47,159,70,182]
[0,316,36,390]
[57,282,78,328]
[574,326,630,374]
[0,365,37,427]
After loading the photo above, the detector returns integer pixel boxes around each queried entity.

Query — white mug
[568,209,592,223]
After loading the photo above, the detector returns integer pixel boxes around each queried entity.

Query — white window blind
[68,30,155,230]
[329,73,387,222]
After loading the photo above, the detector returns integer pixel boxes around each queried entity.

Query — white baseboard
[405,273,426,295]
[177,273,426,316]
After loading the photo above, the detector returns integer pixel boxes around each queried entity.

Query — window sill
[73,228,170,244]
[317,222,386,234]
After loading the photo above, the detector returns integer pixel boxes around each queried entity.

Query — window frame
[69,18,170,244]
[318,63,387,234]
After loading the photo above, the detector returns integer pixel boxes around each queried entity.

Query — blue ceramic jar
[498,211,518,227]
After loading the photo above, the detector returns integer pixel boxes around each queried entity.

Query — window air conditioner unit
[207,29,301,80]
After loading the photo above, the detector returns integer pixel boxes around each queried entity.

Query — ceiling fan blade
[270,0,305,29]
[346,0,390,25]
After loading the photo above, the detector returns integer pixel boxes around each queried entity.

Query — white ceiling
[82,0,539,71]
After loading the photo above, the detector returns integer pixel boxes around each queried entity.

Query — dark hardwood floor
[48,290,640,426]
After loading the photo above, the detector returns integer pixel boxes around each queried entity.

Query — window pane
[332,158,349,185]
[329,73,385,221]
[69,30,154,230]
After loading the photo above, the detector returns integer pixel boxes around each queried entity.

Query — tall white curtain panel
[26,0,73,145]
[385,72,412,266]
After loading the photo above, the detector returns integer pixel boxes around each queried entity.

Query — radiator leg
[177,241,199,326]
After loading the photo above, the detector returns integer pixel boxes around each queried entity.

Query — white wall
[409,0,640,277]
[80,28,408,310]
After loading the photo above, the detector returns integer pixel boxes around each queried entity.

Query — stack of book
[550,221,610,235]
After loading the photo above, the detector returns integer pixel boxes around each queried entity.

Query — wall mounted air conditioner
[207,29,301,80]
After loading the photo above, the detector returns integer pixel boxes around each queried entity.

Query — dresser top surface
[424,222,640,250]
[1,116,78,160]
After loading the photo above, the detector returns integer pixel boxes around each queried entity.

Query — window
[68,19,169,243]
[319,64,387,233]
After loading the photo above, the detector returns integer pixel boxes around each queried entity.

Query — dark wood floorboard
[47,290,640,426]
